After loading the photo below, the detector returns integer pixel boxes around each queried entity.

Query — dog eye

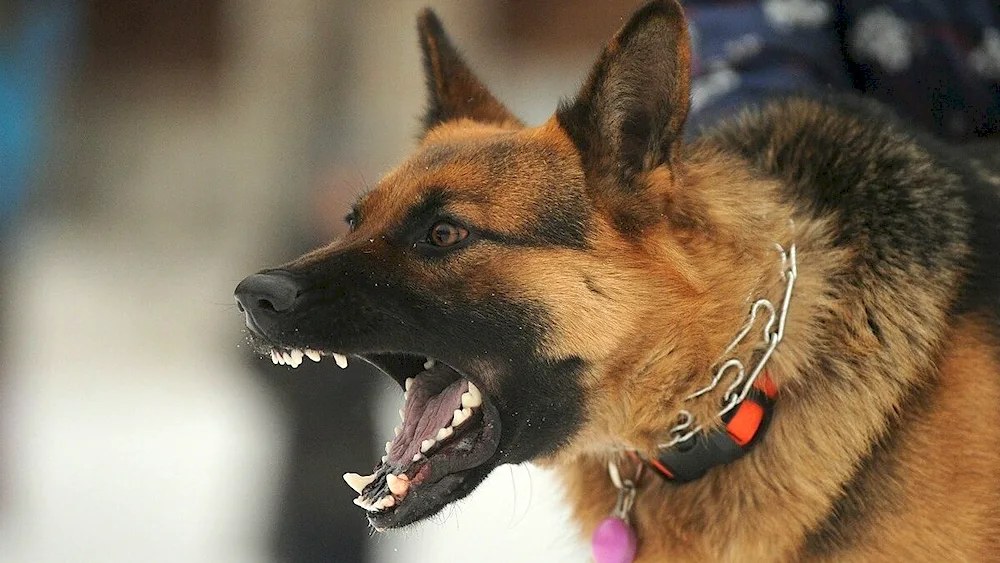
[428,221,468,247]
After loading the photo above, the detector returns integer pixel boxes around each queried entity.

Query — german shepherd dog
[235,1,1000,560]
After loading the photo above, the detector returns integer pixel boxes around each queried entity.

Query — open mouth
[263,345,502,529]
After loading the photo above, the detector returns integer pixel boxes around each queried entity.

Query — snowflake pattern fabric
[686,0,1000,139]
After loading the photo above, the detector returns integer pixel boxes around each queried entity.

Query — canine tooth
[467,382,482,404]
[412,453,423,463]
[343,472,376,494]
[423,358,436,370]
[405,377,414,392]
[436,427,454,441]
[332,353,348,369]
[281,351,292,365]
[399,409,405,422]
[403,391,409,401]
[452,408,470,427]
[304,349,321,362]
[386,473,409,496]
[394,426,401,436]
[420,439,436,453]
[385,441,392,454]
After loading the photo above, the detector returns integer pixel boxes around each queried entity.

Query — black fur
[417,9,518,133]
[557,0,690,189]
[708,95,968,281]
[241,203,588,525]
[707,94,1000,328]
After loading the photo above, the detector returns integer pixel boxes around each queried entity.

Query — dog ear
[556,0,691,187]
[417,9,520,133]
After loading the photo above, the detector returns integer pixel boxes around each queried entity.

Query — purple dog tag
[591,516,638,563]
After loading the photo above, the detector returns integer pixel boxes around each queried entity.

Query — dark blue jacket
[686,0,1000,139]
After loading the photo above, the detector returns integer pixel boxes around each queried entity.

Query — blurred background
[0,1,645,562]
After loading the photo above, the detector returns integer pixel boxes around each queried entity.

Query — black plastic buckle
[653,387,775,483]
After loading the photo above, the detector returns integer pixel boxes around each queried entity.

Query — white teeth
[381,455,388,463]
[435,427,454,441]
[386,473,409,496]
[403,391,409,401]
[304,349,321,362]
[399,409,405,422]
[405,377,414,392]
[353,496,377,512]
[412,453,423,463]
[420,439,436,453]
[452,408,471,427]
[467,382,482,405]
[281,351,292,365]
[385,441,392,454]
[289,348,304,368]
[270,350,280,364]
[375,495,395,510]
[423,358,436,370]
[461,386,482,408]
[342,472,376,494]
[332,353,348,369]
[394,426,401,436]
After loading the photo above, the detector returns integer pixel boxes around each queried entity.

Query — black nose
[234,271,302,333]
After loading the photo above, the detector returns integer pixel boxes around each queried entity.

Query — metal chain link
[659,243,797,449]
[607,460,644,522]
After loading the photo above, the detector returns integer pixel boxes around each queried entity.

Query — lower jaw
[367,471,470,529]
[353,371,504,527]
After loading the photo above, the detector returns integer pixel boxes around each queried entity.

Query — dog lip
[352,360,502,528]
[365,396,502,529]
[367,471,471,529]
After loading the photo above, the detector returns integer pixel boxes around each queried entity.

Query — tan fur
[284,1,1000,558]
[545,122,997,561]
[371,99,1000,559]
[561,318,1000,562]
[342,72,999,563]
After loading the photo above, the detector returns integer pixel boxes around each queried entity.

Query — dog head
[235,0,704,529]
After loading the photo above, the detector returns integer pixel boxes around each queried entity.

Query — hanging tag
[591,462,640,563]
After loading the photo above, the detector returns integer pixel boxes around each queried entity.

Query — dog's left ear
[417,9,521,134]
[557,0,691,186]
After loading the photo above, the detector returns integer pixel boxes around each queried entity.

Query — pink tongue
[388,375,468,465]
